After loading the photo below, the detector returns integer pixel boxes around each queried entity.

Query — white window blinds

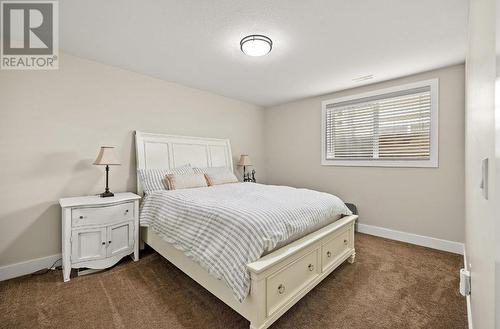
[324,86,432,161]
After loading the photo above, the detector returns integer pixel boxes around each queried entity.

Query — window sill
[321,158,438,168]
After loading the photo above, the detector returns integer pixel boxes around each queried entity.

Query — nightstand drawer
[72,202,133,227]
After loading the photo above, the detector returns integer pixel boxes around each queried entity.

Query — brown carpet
[0,233,467,329]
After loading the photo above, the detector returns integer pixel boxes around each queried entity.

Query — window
[321,79,438,167]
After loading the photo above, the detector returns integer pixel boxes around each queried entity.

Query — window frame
[321,79,439,168]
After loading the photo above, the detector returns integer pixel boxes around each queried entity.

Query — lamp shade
[93,146,121,165]
[237,154,252,166]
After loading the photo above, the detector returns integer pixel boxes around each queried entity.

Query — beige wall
[465,0,497,327]
[0,54,467,272]
[0,53,265,266]
[264,64,465,243]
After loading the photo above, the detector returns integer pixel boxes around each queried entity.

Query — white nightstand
[59,192,141,282]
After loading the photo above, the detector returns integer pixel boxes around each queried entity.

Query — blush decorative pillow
[165,173,208,190]
[137,165,194,193]
[204,171,239,186]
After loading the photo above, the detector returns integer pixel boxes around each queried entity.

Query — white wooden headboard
[135,131,234,195]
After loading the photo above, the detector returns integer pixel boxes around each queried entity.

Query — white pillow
[165,173,208,190]
[204,171,239,186]
[137,165,194,193]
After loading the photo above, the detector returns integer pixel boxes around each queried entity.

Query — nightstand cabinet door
[107,221,134,257]
[71,227,107,263]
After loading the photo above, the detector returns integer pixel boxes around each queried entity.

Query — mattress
[139,182,352,302]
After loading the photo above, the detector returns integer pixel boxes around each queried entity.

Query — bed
[135,131,357,329]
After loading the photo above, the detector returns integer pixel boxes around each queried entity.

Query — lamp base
[100,191,114,198]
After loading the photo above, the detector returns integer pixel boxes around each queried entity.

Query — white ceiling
[61,0,468,107]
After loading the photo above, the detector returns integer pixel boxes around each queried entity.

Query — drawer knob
[277,284,286,294]
[308,264,314,271]
[344,239,348,245]
[79,216,84,219]
[326,251,332,258]
[108,240,112,244]
[102,242,106,245]
[125,209,129,213]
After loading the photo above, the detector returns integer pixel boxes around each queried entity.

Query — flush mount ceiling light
[240,35,272,57]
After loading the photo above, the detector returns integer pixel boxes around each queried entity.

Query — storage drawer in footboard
[321,226,352,272]
[266,248,320,316]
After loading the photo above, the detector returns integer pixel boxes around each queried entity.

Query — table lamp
[93,146,121,197]
[237,154,252,182]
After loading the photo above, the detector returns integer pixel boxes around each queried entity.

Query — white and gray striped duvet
[139,183,352,302]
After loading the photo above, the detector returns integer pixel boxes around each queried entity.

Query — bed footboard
[246,215,357,329]
[141,214,357,329]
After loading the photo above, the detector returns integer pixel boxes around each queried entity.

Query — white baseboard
[357,223,464,254]
[0,254,62,281]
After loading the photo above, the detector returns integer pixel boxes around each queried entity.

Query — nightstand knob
[344,239,348,245]
[108,240,112,244]
[327,251,332,258]
[308,264,314,271]
[278,284,285,294]
[79,216,84,219]
[125,209,129,213]
[102,242,105,245]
